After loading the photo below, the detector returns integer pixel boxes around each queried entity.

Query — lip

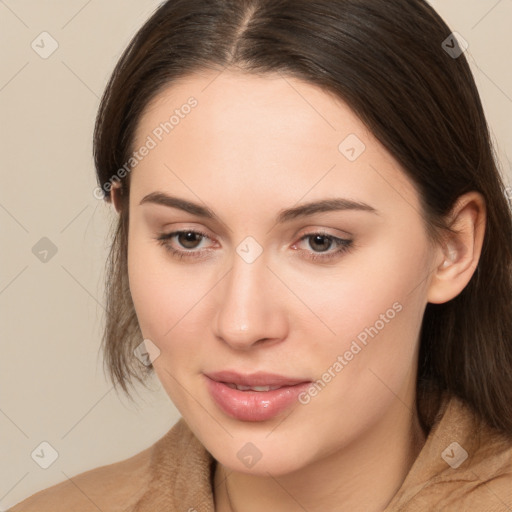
[204,371,312,422]
[205,370,309,387]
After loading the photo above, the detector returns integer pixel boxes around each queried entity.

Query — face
[126,69,436,475]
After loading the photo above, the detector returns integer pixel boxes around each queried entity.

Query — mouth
[223,383,284,392]
[204,370,312,422]
[205,370,310,388]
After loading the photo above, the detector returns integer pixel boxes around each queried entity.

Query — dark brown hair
[93,0,512,434]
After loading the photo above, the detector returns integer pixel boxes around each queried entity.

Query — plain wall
[1,1,511,509]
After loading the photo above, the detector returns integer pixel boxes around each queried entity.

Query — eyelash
[155,229,353,263]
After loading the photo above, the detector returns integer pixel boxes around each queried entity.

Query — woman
[10,0,512,510]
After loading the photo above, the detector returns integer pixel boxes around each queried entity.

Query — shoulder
[445,415,512,511]
[408,471,512,511]
[395,392,512,510]
[7,442,154,512]
[6,419,204,512]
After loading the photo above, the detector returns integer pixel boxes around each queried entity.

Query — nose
[212,252,289,351]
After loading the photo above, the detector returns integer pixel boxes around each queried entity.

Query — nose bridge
[213,248,287,349]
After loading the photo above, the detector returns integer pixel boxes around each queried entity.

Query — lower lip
[205,376,311,422]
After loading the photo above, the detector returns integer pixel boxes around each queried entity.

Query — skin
[112,68,486,511]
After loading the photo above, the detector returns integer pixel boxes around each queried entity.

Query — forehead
[136,68,363,152]
[130,69,420,220]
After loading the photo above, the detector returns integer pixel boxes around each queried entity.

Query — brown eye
[293,232,354,263]
[176,231,204,249]
[156,229,213,260]
[307,234,334,252]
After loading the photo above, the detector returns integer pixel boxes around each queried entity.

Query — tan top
[8,391,512,511]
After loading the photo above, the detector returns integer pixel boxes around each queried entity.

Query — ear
[427,191,486,304]
[110,182,123,214]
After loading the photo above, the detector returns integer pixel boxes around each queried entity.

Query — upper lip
[205,370,310,387]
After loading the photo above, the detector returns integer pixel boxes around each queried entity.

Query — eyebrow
[139,191,378,223]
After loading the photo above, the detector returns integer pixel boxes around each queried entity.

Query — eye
[156,229,214,260]
[155,229,353,263]
[292,232,353,262]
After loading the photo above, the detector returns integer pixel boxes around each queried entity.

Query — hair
[93,0,512,435]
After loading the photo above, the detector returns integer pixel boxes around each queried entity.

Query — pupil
[179,232,200,249]
[311,235,331,252]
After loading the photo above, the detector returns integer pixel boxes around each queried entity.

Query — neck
[214,397,427,512]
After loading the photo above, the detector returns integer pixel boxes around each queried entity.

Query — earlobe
[427,192,486,304]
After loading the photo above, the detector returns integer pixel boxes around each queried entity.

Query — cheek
[127,228,216,363]
[127,240,167,339]
[291,246,429,444]
[300,229,430,393]
[127,237,206,409]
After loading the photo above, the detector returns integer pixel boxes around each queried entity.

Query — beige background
[1,1,511,509]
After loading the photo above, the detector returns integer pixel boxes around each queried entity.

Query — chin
[198,425,322,477]
[220,451,311,477]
